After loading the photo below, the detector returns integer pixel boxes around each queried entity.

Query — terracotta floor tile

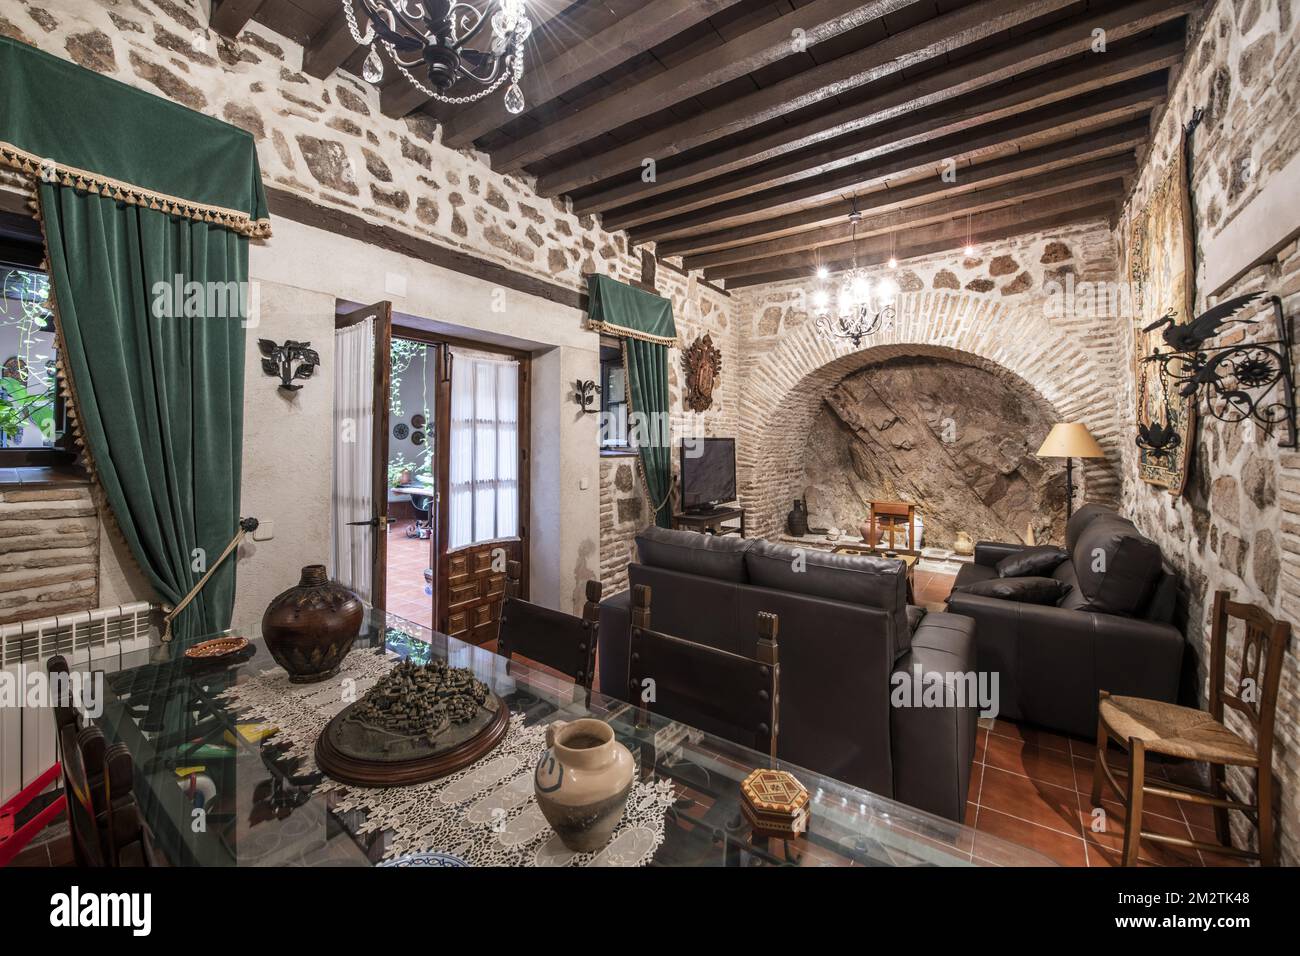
[975,808,1088,867]
[988,719,1073,755]
[983,732,1078,790]
[977,766,1081,836]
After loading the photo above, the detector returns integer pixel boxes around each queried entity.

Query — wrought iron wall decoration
[574,379,598,414]
[682,333,722,413]
[1139,292,1296,450]
[258,339,320,392]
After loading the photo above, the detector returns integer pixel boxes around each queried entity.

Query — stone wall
[0,0,639,293]
[801,352,1068,548]
[1113,0,1300,864]
[0,483,98,626]
[597,264,738,598]
[731,220,1127,539]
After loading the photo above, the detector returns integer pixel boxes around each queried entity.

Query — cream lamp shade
[1037,423,1105,459]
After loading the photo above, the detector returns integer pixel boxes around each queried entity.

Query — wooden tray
[314,692,509,788]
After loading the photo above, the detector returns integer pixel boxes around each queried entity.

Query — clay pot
[261,565,363,683]
[954,531,975,556]
[534,718,634,852]
[859,519,875,545]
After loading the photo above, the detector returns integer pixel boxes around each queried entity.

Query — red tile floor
[386,522,434,629]
[919,568,1244,868]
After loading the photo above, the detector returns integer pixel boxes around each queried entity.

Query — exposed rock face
[800,356,1066,547]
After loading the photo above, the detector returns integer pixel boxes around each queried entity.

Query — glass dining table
[91,605,1052,867]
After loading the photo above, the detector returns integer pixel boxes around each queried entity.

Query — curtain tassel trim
[588,319,678,348]
[1,141,272,238]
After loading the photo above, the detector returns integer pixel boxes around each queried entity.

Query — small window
[600,343,629,452]
[0,263,64,456]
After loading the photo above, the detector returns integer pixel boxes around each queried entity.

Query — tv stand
[672,505,745,537]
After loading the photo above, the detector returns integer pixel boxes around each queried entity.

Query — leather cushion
[745,540,911,658]
[1066,504,1111,553]
[952,576,1072,605]
[954,562,997,588]
[1071,515,1162,616]
[906,605,926,634]
[636,525,751,583]
[996,545,1068,578]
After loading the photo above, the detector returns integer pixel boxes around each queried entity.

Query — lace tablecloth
[217,647,676,866]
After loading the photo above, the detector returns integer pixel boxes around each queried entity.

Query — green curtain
[1,37,269,640]
[588,275,677,528]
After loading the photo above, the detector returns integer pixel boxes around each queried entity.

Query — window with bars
[448,347,519,550]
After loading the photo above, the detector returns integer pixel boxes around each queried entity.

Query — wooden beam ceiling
[242,0,1193,292]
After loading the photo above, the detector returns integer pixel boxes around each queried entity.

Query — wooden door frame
[392,326,532,627]
[335,301,392,607]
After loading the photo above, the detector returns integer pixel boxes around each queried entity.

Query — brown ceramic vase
[261,565,363,683]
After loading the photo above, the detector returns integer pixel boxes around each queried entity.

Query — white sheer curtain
[449,348,519,551]
[330,318,375,601]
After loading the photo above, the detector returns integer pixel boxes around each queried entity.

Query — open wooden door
[331,301,392,607]
[435,344,529,643]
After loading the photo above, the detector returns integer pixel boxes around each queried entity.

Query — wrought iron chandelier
[343,0,533,113]
[813,211,898,348]
[1138,291,1296,453]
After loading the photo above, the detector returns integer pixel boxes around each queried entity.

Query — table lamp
[1036,423,1105,518]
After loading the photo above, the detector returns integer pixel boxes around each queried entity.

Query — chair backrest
[1209,590,1291,761]
[58,723,105,867]
[497,576,601,696]
[46,654,81,734]
[628,584,780,761]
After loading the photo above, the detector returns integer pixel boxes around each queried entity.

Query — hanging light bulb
[816,265,829,280]
[963,212,975,258]
[888,256,898,269]
[813,289,830,313]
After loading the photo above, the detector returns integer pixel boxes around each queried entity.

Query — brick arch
[738,290,1123,537]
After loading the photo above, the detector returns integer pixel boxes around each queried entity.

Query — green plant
[0,268,56,448]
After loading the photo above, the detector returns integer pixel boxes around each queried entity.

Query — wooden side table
[672,506,745,537]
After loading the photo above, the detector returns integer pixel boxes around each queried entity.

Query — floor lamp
[1037,423,1106,519]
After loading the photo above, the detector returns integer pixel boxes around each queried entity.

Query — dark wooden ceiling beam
[438,0,749,148]
[722,199,1121,288]
[655,123,1150,259]
[704,181,1125,281]
[492,0,1009,174]
[601,58,1174,232]
[565,3,1194,209]
[623,82,1164,242]
[210,0,266,39]
[379,0,573,119]
[302,1,361,80]
[685,155,1135,273]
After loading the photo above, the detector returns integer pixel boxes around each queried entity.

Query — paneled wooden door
[433,342,530,644]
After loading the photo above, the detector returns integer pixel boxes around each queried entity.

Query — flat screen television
[680,437,736,512]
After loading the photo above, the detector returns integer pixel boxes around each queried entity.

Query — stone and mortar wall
[0,484,98,626]
[598,265,738,597]
[731,220,1128,539]
[1113,0,1300,864]
[0,0,735,614]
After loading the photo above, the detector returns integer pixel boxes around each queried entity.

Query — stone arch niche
[738,290,1122,541]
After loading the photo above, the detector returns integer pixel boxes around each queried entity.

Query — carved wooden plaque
[682,333,722,413]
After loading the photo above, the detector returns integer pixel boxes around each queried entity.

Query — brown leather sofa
[945,505,1184,740]
[598,527,980,822]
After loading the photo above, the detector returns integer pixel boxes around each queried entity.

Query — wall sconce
[1140,292,1296,449]
[258,339,320,392]
[574,379,598,414]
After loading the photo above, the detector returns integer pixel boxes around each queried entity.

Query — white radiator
[0,603,156,804]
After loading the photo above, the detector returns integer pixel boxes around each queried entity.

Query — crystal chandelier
[813,212,898,348]
[343,0,533,114]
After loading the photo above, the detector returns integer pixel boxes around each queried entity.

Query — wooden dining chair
[496,562,602,703]
[1091,590,1289,866]
[48,656,156,867]
[869,500,916,551]
[628,584,780,761]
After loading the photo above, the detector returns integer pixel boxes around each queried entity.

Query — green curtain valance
[0,36,271,238]
[587,274,677,345]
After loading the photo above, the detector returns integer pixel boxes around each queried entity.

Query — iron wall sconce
[1139,292,1296,452]
[259,339,320,392]
[574,379,598,414]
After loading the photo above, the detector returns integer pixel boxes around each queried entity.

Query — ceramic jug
[534,718,634,852]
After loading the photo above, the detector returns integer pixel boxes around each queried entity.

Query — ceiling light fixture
[343,0,533,114]
[813,205,897,348]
